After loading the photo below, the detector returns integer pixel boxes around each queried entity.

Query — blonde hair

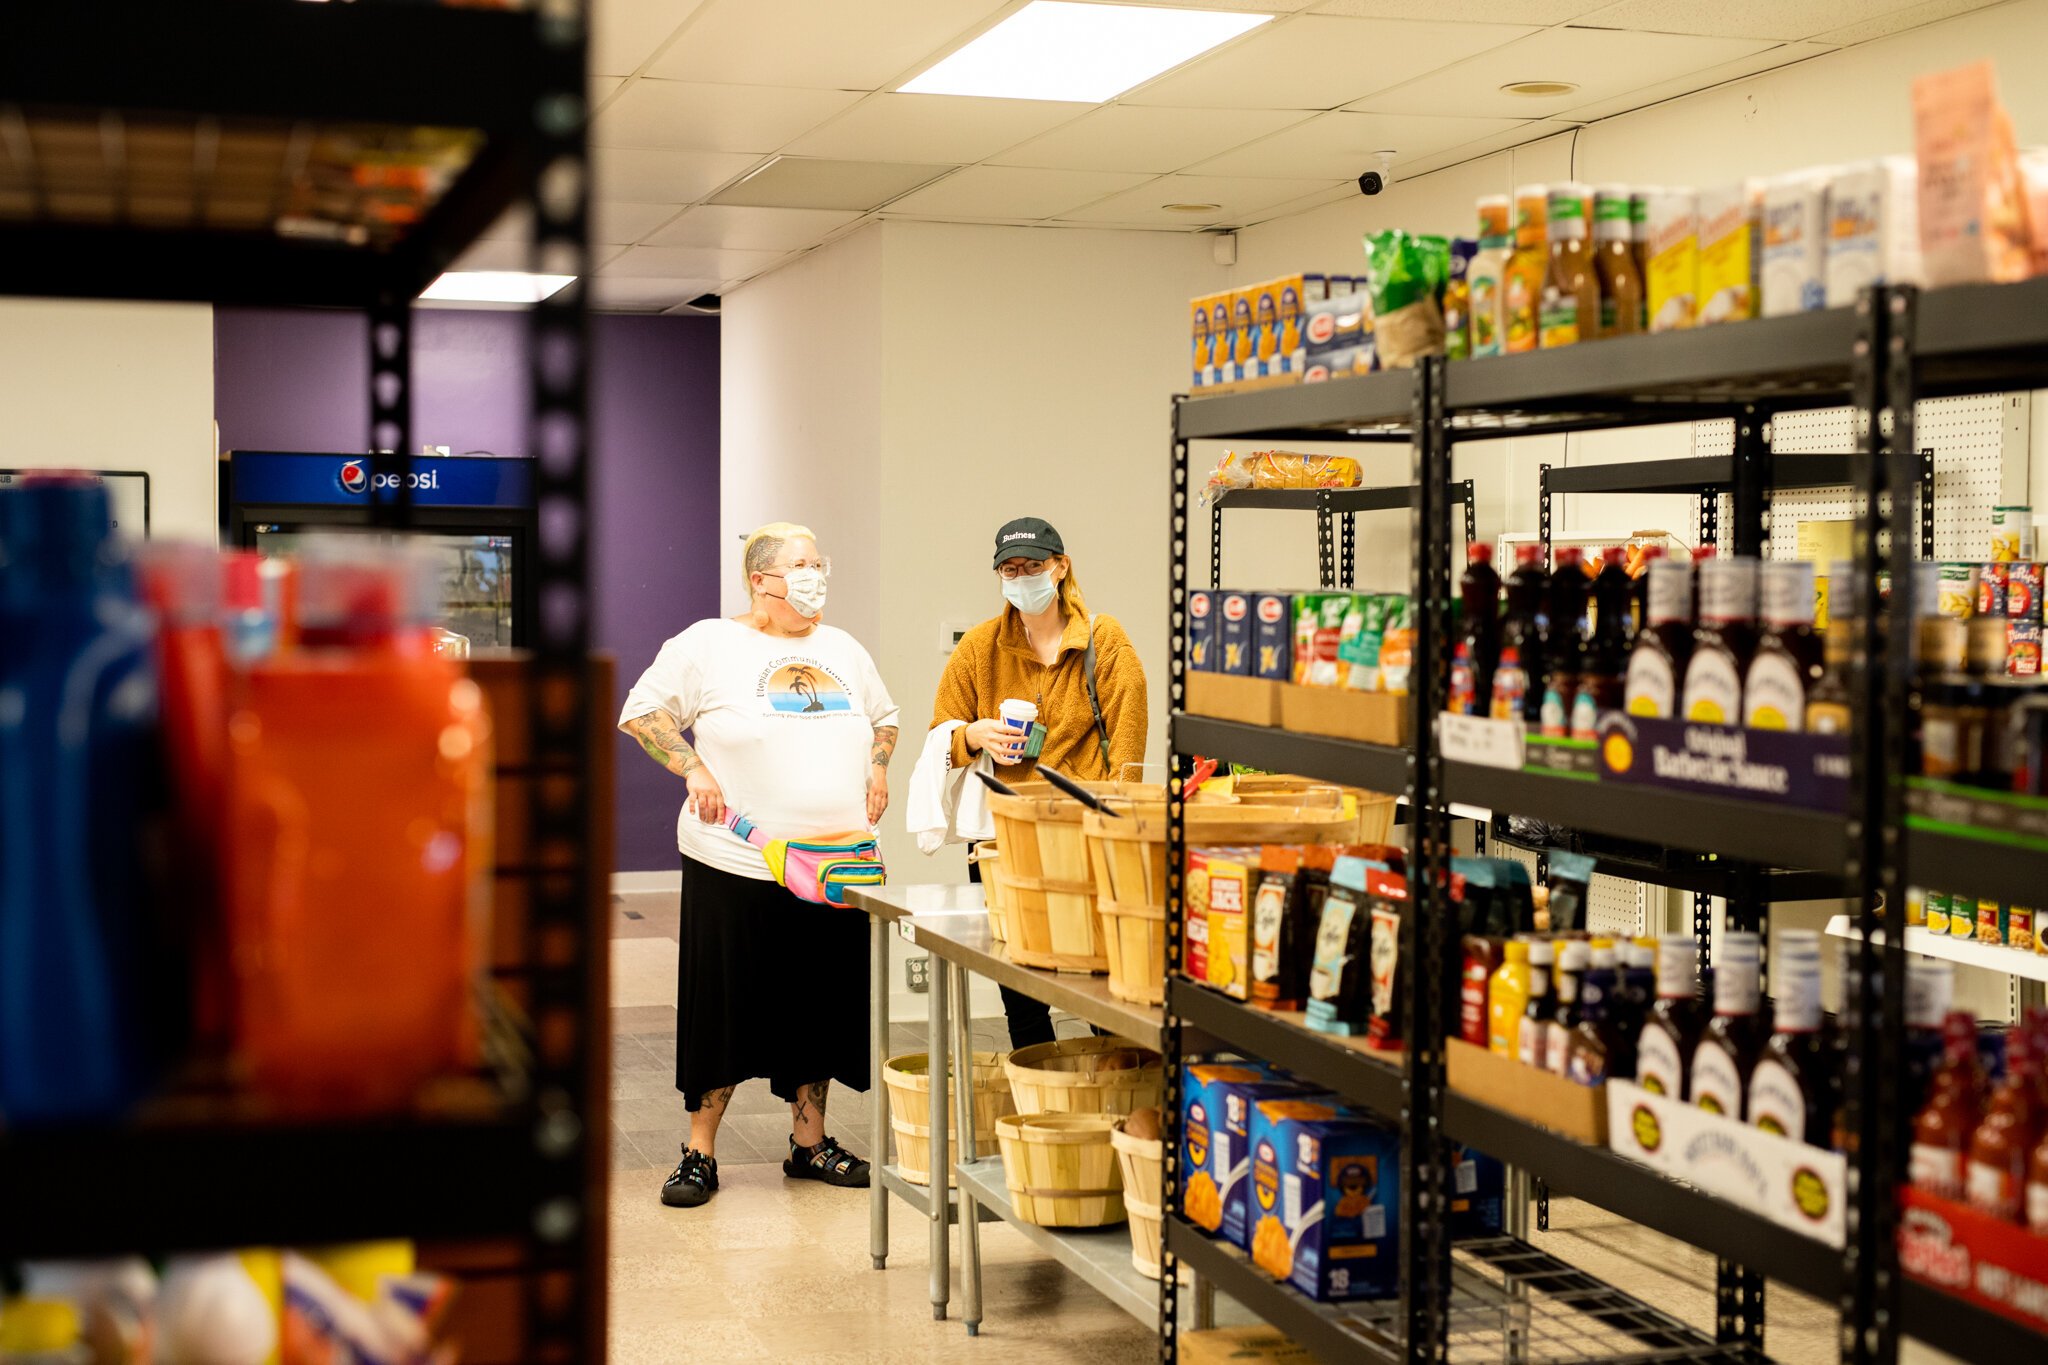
[1054,554,1087,617]
[742,521,816,598]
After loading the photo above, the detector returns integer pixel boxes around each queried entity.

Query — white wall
[0,299,217,540]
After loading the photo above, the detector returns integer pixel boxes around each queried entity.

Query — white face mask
[776,567,828,619]
[1003,571,1058,615]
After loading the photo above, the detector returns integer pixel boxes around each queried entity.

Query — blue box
[1218,591,1255,676]
[1248,1103,1402,1302]
[1222,1081,1330,1251]
[1181,1060,1286,1234]
[1251,592,1293,681]
[1188,589,1218,673]
[1450,1145,1506,1236]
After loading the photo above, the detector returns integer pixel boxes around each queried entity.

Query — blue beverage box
[1218,591,1255,676]
[1188,589,1218,672]
[1248,1102,1402,1302]
[1252,592,1293,681]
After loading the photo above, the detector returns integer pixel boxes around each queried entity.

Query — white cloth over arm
[907,721,995,854]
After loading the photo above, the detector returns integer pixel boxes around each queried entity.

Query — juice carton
[1230,290,1257,383]
[1188,589,1218,672]
[1181,1060,1286,1233]
[1200,847,1259,998]
[1698,180,1762,325]
[1218,590,1255,675]
[1295,592,1354,687]
[1249,1103,1401,1301]
[1224,1084,1331,1250]
[1647,188,1699,332]
[1825,158,1921,307]
[1914,61,2031,286]
[1761,171,1829,316]
[1252,591,1293,681]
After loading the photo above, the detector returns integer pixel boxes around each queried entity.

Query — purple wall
[215,306,721,872]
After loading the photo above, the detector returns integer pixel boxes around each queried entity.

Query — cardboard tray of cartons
[1182,1326,1316,1364]
[1186,672,1282,727]
[1446,1038,1607,1144]
[1279,684,1408,746]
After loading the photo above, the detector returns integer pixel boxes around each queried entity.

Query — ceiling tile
[1125,14,1538,111]
[646,0,1007,89]
[1348,25,1774,119]
[452,240,625,272]
[479,204,531,242]
[604,244,788,280]
[881,165,1154,220]
[1056,173,1348,228]
[592,200,685,245]
[1188,110,1526,179]
[708,156,954,210]
[1809,0,2000,45]
[1313,0,1603,18]
[1555,41,1835,122]
[1383,118,1577,180]
[592,80,862,154]
[989,106,1314,174]
[591,276,722,311]
[1575,0,1970,41]
[592,147,761,202]
[1239,180,1360,226]
[590,76,627,109]
[785,94,1093,164]
[591,0,707,78]
[646,204,863,250]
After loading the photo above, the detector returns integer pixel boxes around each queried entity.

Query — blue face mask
[1003,571,1058,615]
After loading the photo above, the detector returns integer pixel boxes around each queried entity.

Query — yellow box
[1698,180,1762,325]
[1647,188,1698,332]
[1191,294,1219,388]
[1229,288,1257,383]
[1248,274,1307,378]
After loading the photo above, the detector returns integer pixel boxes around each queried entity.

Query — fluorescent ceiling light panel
[900,2,1270,104]
[421,271,575,304]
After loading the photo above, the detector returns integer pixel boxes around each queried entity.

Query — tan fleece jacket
[930,607,1148,783]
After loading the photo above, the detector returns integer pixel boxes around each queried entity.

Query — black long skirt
[676,854,870,1110]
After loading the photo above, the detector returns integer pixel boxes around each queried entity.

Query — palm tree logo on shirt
[767,662,850,713]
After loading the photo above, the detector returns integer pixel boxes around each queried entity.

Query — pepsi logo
[1257,596,1284,624]
[1222,594,1248,621]
[337,460,369,495]
[1191,593,1212,618]
[1306,313,1336,345]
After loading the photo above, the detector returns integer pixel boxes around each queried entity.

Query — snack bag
[1914,61,2032,286]
[1336,594,1386,691]
[1378,597,1415,696]
[1362,231,1449,368]
[1303,594,1352,687]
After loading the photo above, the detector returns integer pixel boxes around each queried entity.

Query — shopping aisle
[604,890,1157,1364]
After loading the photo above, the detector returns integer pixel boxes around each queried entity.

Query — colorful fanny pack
[722,810,885,905]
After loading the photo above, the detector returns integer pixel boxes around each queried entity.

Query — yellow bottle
[1488,939,1533,1056]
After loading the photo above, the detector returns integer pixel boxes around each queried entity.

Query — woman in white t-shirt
[619,522,899,1209]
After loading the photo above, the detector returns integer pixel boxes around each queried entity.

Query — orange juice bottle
[223,541,491,1115]
[1504,185,1549,354]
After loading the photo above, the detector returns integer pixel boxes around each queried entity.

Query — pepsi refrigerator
[224,451,537,648]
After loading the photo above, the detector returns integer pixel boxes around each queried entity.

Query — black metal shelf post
[1162,397,1193,1360]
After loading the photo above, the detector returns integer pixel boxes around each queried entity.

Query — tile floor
[604,890,1936,1365]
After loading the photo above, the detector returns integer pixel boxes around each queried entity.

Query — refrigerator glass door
[250,525,518,649]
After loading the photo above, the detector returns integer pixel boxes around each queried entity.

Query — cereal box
[1273,274,1308,376]
[1181,1060,1285,1234]
[1825,157,1921,307]
[1202,847,1259,999]
[1184,851,1217,982]
[1248,1101,1401,1302]
[1647,188,1699,332]
[1223,1083,1329,1250]
[1698,180,1762,326]
[1230,290,1258,383]
[1302,291,1371,384]
[1252,591,1293,681]
[1761,171,1829,316]
[1188,589,1217,672]
[1192,295,1218,388]
[1218,591,1255,676]
[1211,296,1236,384]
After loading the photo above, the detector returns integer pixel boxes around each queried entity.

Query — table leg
[869,913,889,1270]
[927,954,950,1321]
[953,963,983,1336]
[1193,1271,1215,1330]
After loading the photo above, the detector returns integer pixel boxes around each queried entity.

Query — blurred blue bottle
[0,475,157,1123]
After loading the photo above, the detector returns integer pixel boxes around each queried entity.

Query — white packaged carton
[1825,157,1922,307]
[1761,171,1830,316]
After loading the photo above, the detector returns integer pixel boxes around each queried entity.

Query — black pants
[967,860,1056,1050]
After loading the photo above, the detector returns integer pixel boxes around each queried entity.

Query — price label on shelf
[1437,714,1526,770]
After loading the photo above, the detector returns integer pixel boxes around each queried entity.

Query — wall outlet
[906,955,930,994]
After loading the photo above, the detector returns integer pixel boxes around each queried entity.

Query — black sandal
[661,1147,719,1208]
[784,1133,870,1187]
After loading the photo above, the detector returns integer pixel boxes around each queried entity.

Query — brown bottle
[1804,560,1856,735]
[1681,551,1759,726]
[1544,939,1592,1075]
[1746,931,1829,1144]
[1539,183,1598,349]
[1625,555,1692,719]
[1594,185,1645,338]
[1690,931,1762,1119]
[1968,1021,2046,1220]
[1635,935,1700,1098]
[1504,185,1547,355]
[1912,1011,1987,1199]
[1744,560,1822,731]
[1629,189,1654,330]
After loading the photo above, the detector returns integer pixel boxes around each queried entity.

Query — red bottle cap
[1601,546,1626,567]
[1693,545,1718,562]
[1515,543,1545,566]
[1636,544,1666,564]
[1468,543,1494,564]
[1555,547,1583,566]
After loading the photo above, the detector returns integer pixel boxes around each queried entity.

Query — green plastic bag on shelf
[1363,230,1450,369]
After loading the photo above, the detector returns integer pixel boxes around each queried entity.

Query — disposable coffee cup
[999,698,1039,734]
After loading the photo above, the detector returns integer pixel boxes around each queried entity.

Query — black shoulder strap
[1083,615,1112,776]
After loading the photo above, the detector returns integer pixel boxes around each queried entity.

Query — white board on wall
[0,468,149,539]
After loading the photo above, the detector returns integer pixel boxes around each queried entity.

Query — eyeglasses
[998,559,1049,580]
[764,557,831,579]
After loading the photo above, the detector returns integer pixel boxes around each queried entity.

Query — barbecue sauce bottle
[1635,935,1700,1098]
[1625,555,1692,718]
[1804,560,1857,735]
[1571,547,1632,740]
[1516,939,1554,1068]
[1690,931,1763,1118]
[1744,560,1821,731]
[1967,1022,2046,1220]
[1681,551,1759,725]
[1912,1012,1987,1199]
[1594,185,1645,338]
[1448,543,1501,715]
[1746,930,1831,1144]
[1491,543,1548,724]
[1539,549,1587,738]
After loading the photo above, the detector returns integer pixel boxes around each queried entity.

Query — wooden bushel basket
[881,1051,1015,1187]
[969,840,1010,943]
[987,779,1159,974]
[1112,1121,1165,1279]
[996,1113,1126,1228]
[1005,1036,1164,1116]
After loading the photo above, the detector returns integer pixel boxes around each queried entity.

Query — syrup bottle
[1625,554,1692,718]
[1539,549,1587,738]
[1747,931,1831,1144]
[1691,931,1763,1119]
[1491,543,1548,725]
[1516,939,1554,1068]
[1744,560,1822,731]
[1449,543,1501,715]
[1635,935,1700,1098]
[1681,550,1759,726]
[1571,547,1632,740]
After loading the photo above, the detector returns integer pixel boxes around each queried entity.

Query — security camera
[1358,150,1396,197]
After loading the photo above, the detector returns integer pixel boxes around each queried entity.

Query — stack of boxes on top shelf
[1189,272,1374,394]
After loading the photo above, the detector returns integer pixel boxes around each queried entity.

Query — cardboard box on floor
[1182,1325,1316,1364]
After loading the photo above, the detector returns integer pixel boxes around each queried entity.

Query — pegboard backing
[1685,395,2009,561]
[1492,841,1648,938]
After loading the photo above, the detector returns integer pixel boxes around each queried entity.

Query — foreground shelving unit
[1159,283,2048,1365]
[0,7,604,1359]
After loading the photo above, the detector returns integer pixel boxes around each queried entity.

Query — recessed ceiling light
[1500,80,1579,97]
[420,271,576,304]
[900,1,1270,104]
[1163,202,1223,214]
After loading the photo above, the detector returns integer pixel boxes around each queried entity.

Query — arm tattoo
[624,711,702,778]
[871,725,899,767]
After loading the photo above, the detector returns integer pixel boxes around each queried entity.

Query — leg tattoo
[690,1084,737,1157]
[791,1080,830,1146]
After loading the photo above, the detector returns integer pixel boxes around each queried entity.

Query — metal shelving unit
[1161,284,2048,1365]
[1212,481,1474,592]
[0,5,601,1358]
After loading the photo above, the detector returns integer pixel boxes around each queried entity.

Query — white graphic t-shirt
[619,619,900,880]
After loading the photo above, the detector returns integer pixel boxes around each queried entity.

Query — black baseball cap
[993,517,1064,567]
